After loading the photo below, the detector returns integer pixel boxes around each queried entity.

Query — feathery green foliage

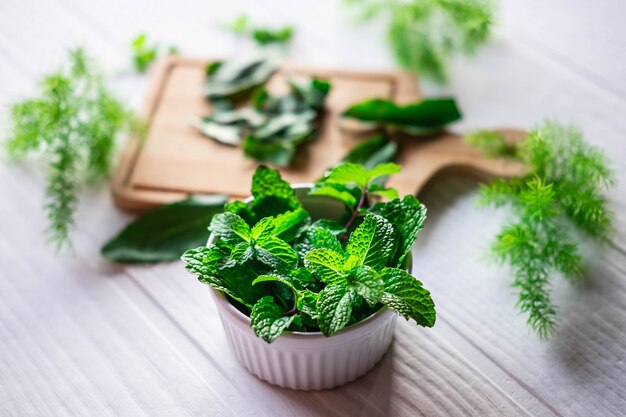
[5,48,137,248]
[467,121,614,337]
[345,0,495,82]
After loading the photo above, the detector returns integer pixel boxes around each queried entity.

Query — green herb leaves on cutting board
[342,97,462,135]
[102,195,228,263]
[345,0,494,82]
[182,164,435,342]
[227,14,294,46]
[196,55,331,167]
[5,48,139,248]
[466,120,615,338]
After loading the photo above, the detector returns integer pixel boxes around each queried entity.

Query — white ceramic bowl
[208,185,400,390]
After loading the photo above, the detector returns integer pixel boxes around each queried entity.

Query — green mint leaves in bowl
[182,163,435,341]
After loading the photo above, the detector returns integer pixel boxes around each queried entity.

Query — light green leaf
[304,249,347,285]
[271,209,309,242]
[346,214,395,270]
[317,285,356,336]
[325,163,369,187]
[209,212,251,246]
[368,184,399,200]
[229,242,255,263]
[181,246,227,288]
[310,184,358,207]
[250,296,296,343]
[352,265,384,306]
[204,55,277,101]
[381,196,427,266]
[380,268,435,327]
[251,216,276,241]
[367,162,401,181]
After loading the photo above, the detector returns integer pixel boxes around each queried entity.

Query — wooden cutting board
[111,55,525,212]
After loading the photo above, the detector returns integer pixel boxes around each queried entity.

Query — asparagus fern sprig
[5,48,138,248]
[467,121,615,337]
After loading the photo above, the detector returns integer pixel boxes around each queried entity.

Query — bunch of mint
[182,164,436,343]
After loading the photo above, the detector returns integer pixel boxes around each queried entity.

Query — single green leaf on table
[251,296,297,343]
[204,55,278,101]
[341,135,397,170]
[380,268,435,327]
[102,195,227,263]
[342,98,461,134]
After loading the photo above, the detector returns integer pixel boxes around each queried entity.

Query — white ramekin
[207,184,401,390]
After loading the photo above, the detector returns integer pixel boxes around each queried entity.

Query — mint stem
[342,187,368,239]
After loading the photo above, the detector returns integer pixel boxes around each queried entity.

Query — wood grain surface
[1,0,625,416]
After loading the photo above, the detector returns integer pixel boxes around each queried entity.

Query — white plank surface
[1,1,625,416]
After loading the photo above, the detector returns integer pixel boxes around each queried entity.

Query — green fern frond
[5,47,136,248]
[468,120,614,337]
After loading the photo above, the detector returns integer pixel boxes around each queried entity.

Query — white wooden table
[1,1,625,415]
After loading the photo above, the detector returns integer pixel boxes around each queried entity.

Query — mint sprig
[182,164,436,342]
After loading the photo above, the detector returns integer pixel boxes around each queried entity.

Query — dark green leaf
[250,165,301,213]
[341,135,397,170]
[256,236,299,270]
[102,195,227,263]
[352,265,384,306]
[243,135,297,167]
[342,98,461,134]
[294,226,343,260]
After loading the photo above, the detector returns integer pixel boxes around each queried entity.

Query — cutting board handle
[387,129,527,197]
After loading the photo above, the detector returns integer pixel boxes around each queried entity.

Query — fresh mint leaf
[251,165,301,212]
[310,184,358,207]
[311,219,345,236]
[381,196,427,266]
[352,265,384,306]
[102,195,227,263]
[317,285,356,336]
[342,98,461,134]
[182,246,263,308]
[251,216,276,241]
[297,289,319,319]
[304,249,348,285]
[346,214,395,270]
[368,184,399,200]
[224,200,256,225]
[252,27,294,45]
[250,296,296,343]
[325,163,369,187]
[367,162,401,181]
[341,135,397,170]
[194,108,266,147]
[271,209,309,242]
[243,137,296,167]
[294,227,343,260]
[256,236,299,270]
[229,241,255,264]
[380,268,435,327]
[204,55,277,101]
[209,212,251,246]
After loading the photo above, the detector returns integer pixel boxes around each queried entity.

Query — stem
[342,187,368,240]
